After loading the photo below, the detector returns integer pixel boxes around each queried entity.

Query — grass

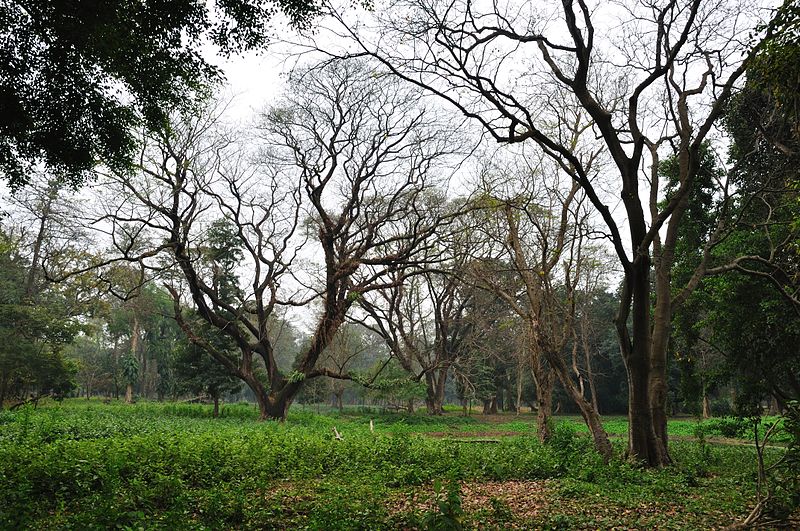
[0,399,776,529]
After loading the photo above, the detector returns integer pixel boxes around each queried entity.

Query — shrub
[704,416,750,438]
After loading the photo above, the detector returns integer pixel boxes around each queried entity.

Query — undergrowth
[0,400,771,529]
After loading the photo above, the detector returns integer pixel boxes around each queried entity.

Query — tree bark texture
[424,367,447,415]
[619,262,670,466]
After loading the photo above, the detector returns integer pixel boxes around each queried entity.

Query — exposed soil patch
[466,413,529,424]
[460,480,553,517]
[389,479,751,529]
[423,430,521,438]
[388,479,555,519]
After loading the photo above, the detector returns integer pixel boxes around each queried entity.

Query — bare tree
[325,0,776,465]
[466,154,612,460]
[92,59,456,420]
[353,191,486,415]
[573,245,615,416]
[358,258,474,415]
[448,266,523,417]
[4,173,104,312]
[316,323,383,410]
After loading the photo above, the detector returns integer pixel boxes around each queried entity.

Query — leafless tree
[357,252,474,415]
[91,59,457,420]
[323,0,777,465]
[572,243,615,416]
[465,152,613,460]
[315,323,384,410]
[3,173,104,313]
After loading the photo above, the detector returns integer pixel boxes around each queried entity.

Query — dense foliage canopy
[0,0,319,189]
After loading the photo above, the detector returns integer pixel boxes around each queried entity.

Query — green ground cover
[0,400,773,529]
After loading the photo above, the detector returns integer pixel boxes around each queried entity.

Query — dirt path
[424,430,520,439]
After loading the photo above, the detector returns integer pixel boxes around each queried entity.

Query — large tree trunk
[0,374,8,410]
[495,384,505,411]
[650,260,672,462]
[625,343,660,464]
[536,388,553,442]
[435,368,447,413]
[253,381,302,421]
[425,373,436,414]
[647,138,696,466]
[621,264,670,466]
[424,370,446,415]
[531,357,554,442]
[256,392,290,421]
[125,383,133,404]
[505,388,517,413]
[545,349,613,462]
[213,395,220,418]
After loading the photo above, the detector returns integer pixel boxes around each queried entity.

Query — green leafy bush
[704,416,751,438]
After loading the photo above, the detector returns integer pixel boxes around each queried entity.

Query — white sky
[208,50,288,124]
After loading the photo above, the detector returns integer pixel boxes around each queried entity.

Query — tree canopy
[0,0,320,189]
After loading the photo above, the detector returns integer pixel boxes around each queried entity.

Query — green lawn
[0,399,776,529]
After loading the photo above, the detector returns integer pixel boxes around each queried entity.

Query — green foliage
[750,0,800,129]
[547,422,583,455]
[287,370,306,384]
[669,29,800,414]
[421,478,464,530]
[120,355,139,387]
[360,358,427,405]
[760,401,800,520]
[173,311,242,408]
[175,344,241,404]
[702,417,751,439]
[203,219,245,305]
[0,0,320,189]
[0,230,80,403]
[0,401,775,528]
[705,273,800,408]
[488,496,514,525]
